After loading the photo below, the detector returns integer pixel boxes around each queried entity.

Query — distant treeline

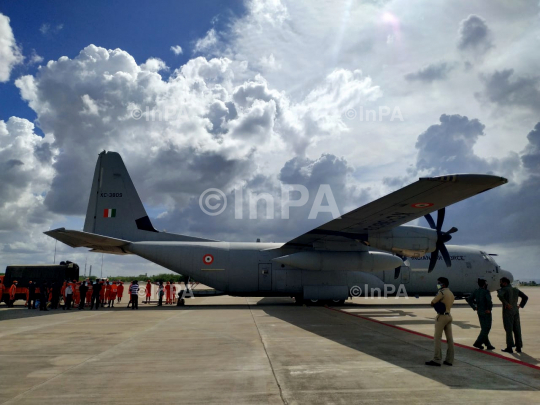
[78,273,189,283]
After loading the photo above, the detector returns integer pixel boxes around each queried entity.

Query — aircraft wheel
[331,299,345,306]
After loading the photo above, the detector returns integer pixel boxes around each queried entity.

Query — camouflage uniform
[467,287,493,347]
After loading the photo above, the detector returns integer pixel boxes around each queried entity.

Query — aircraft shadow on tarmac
[255,305,536,391]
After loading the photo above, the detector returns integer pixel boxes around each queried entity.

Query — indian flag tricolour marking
[103,208,116,218]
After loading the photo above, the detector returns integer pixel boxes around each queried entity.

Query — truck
[0,261,79,305]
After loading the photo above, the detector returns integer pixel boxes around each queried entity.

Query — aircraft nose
[501,269,514,283]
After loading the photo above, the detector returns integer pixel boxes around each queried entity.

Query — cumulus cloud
[457,14,493,54]
[28,49,44,65]
[0,13,23,82]
[404,61,455,83]
[194,28,218,53]
[476,69,540,112]
[170,45,183,55]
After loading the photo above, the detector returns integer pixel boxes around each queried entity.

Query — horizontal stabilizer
[44,228,131,255]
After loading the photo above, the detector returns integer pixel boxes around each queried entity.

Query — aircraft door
[258,263,272,291]
[400,266,410,284]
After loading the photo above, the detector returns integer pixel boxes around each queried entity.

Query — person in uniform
[165,281,172,305]
[498,277,528,353]
[99,280,106,307]
[108,281,118,308]
[426,277,455,366]
[117,281,124,303]
[144,280,152,304]
[86,280,93,307]
[8,280,18,307]
[467,277,495,350]
[28,280,37,310]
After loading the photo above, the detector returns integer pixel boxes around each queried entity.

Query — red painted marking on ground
[327,306,540,371]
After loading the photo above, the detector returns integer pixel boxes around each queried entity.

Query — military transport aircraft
[45,151,513,304]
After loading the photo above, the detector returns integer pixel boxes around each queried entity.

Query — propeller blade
[394,267,401,279]
[424,213,436,230]
[446,226,458,234]
[436,208,445,231]
[439,242,452,267]
[428,249,439,273]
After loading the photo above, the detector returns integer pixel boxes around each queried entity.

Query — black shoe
[443,361,453,366]
[473,343,484,350]
[501,348,513,354]
[486,345,495,350]
[425,361,441,367]
[516,347,522,353]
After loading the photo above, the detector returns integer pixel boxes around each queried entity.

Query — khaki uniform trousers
[433,314,454,364]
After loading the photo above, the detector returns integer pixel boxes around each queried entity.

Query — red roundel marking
[411,202,434,208]
[203,254,214,265]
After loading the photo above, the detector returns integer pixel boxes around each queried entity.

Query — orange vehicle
[0,262,79,305]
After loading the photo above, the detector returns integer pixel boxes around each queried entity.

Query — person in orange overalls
[9,280,18,307]
[117,281,124,303]
[108,281,118,308]
[172,282,177,304]
[104,280,111,307]
[99,280,106,307]
[86,281,93,307]
[165,281,172,305]
[144,280,152,304]
[73,280,80,307]
[0,278,5,306]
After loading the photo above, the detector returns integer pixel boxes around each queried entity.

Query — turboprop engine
[272,251,403,272]
[367,225,438,258]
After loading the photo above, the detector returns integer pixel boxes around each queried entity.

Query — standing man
[28,280,37,310]
[165,281,172,305]
[498,277,528,353]
[157,281,165,306]
[79,281,88,310]
[130,280,140,310]
[108,281,118,308]
[467,278,495,350]
[64,282,73,310]
[426,277,455,367]
[172,282,177,305]
[8,280,18,307]
[91,279,102,310]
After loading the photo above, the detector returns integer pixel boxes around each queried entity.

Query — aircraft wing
[284,174,507,248]
[44,228,131,255]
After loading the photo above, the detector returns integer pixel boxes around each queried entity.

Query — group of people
[425,276,529,367]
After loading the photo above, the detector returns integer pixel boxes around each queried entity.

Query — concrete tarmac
[0,288,539,404]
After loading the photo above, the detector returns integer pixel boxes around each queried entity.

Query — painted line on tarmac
[327,306,540,371]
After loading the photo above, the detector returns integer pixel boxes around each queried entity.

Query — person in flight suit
[425,277,455,367]
[467,277,495,350]
[498,277,528,353]
[117,281,124,303]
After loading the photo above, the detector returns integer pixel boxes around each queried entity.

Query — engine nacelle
[272,251,403,272]
[368,226,437,257]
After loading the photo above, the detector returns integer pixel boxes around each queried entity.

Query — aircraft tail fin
[83,151,213,243]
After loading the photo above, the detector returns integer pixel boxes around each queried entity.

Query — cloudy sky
[0,0,539,280]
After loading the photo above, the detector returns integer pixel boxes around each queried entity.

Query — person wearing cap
[28,280,37,310]
[425,277,455,367]
[498,277,528,353]
[8,280,18,307]
[467,278,495,350]
[117,281,124,303]
[144,280,152,304]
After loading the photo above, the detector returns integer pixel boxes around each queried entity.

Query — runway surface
[0,287,539,404]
